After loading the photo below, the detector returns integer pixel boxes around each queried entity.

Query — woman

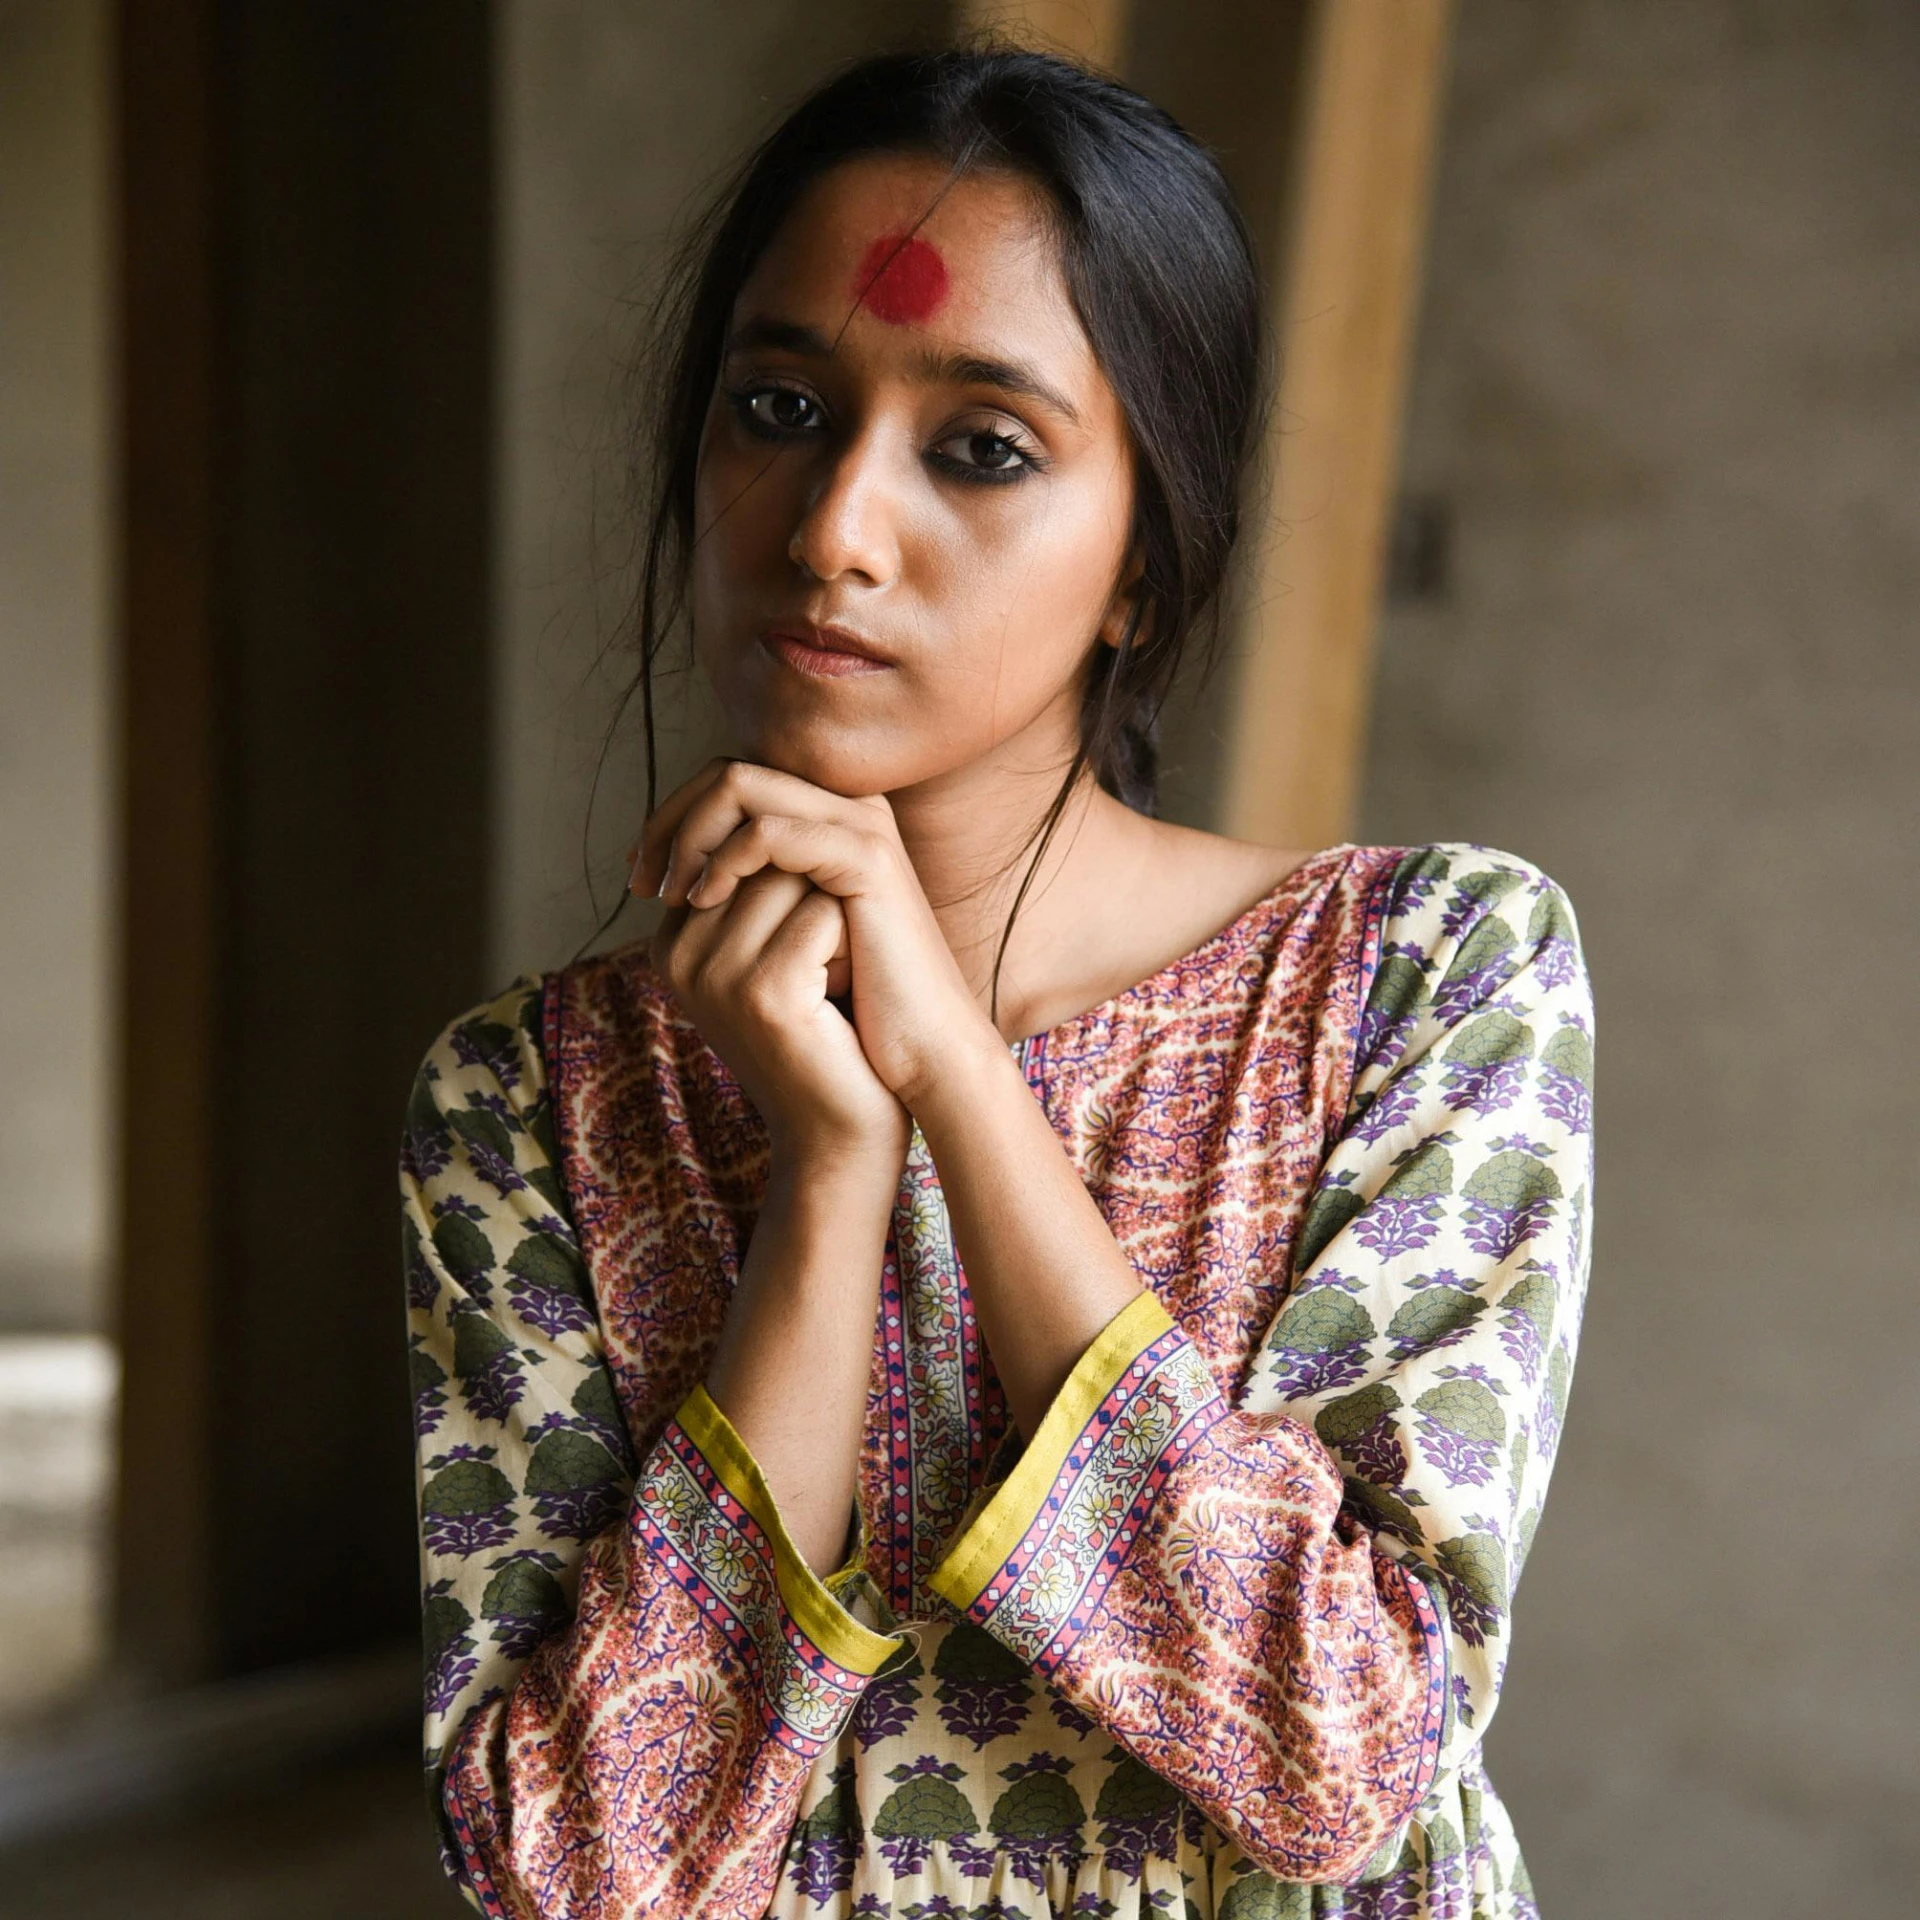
[405,44,1592,1920]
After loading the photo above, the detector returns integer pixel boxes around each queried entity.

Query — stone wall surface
[1362,3,1920,1910]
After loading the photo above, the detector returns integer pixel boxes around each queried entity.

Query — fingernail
[654,867,669,900]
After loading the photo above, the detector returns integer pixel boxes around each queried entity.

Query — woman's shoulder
[1355,840,1586,965]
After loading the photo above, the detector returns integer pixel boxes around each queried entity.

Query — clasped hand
[629,759,1001,1171]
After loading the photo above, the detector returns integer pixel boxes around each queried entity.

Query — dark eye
[735,386,824,437]
[932,425,1038,484]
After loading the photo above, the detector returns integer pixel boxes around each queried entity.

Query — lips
[760,622,895,678]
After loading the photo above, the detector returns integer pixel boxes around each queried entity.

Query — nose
[786,420,901,587]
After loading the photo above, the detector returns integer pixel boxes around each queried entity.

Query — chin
[730,713,925,800]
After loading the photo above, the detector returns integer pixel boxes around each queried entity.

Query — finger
[662,869,810,990]
[685,811,891,913]
[752,887,850,993]
[648,761,891,905]
[629,756,737,898]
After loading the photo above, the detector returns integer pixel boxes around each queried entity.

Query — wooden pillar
[1217,0,1454,849]
[110,0,495,1689]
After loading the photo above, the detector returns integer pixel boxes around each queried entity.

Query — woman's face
[689,152,1137,800]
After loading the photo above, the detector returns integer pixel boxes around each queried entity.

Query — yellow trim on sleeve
[928,1288,1174,1612]
[675,1384,904,1676]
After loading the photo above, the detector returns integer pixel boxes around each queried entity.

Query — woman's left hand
[631,759,1001,1104]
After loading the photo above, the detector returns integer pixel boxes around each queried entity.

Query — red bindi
[851,233,949,326]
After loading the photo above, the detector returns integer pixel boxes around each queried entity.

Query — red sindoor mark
[852,233,949,325]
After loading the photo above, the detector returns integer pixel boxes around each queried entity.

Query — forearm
[702,1150,898,1572]
[907,1040,1144,1440]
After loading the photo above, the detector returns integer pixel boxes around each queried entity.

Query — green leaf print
[432,1213,495,1290]
[1435,1531,1509,1619]
[989,1754,1085,1844]
[506,1232,591,1303]
[479,1555,565,1628]
[1414,1377,1506,1444]
[1500,1266,1558,1341]
[1526,885,1577,948]
[1217,1868,1313,1919]
[1380,1140,1456,1200]
[449,1104,518,1168]
[873,1762,980,1840]
[524,1428,623,1498]
[1093,1750,1182,1824]
[1267,1289,1376,1356]
[1367,951,1431,1031]
[422,1457,516,1520]
[422,1590,473,1665]
[1541,1022,1594,1085]
[1314,1383,1403,1450]
[1292,1178,1365,1275]
[1462,1150,1563,1213]
[1439,915,1516,999]
[1343,1478,1427,1540]
[453,1309,521,1380]
[793,1757,858,1841]
[1443,1010,1534,1071]
[1385,1288,1486,1352]
[931,1617,1029,1685]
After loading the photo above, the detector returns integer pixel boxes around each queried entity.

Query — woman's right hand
[652,866,910,1175]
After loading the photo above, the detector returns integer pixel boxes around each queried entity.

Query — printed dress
[403,842,1594,1919]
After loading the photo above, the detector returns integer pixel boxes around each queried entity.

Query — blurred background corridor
[2,0,1915,1913]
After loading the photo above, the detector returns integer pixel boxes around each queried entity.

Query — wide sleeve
[404,979,906,1919]
[926,843,1594,1884]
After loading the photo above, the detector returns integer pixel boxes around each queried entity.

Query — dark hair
[609,41,1267,997]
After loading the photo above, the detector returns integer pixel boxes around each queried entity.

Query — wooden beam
[1218,0,1453,850]
[110,0,222,1690]
[956,0,1127,69]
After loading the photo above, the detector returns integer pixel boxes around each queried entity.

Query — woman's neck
[885,738,1311,1042]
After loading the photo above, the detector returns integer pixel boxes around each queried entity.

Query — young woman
[404,45,1593,1920]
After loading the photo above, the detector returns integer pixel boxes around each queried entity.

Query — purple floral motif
[524,1417,626,1543]
[852,1659,922,1743]
[401,1075,454,1182]
[422,1581,479,1716]
[1461,1138,1562,1261]
[1414,1367,1507,1490]
[1435,1523,1507,1649]
[478,1549,568,1661]
[1347,1411,1411,1488]
[1265,1283,1377,1396]
[1091,1752,1182,1880]
[404,1220,440,1311]
[449,1016,525,1092]
[1348,1872,1424,1920]
[452,1305,525,1425]
[1351,1066,1428,1144]
[1353,1192,1447,1260]
[503,1233,597,1342]
[1441,1053,1529,1117]
[421,1446,517,1558]
[786,1757,860,1904]
[449,1102,528,1200]
[1049,1693,1098,1736]
[410,1338,448,1440]
[944,1834,1001,1879]
[1539,1021,1594,1135]
[1356,945,1431,1069]
[931,1622,1034,1750]
[1451,1669,1476,1728]
[1430,917,1520,1024]
[1534,937,1579,990]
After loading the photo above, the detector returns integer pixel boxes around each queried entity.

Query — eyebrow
[723,316,1085,429]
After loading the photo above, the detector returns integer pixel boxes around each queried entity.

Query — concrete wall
[1362,3,1920,1911]
[492,0,945,981]
[0,1,111,1334]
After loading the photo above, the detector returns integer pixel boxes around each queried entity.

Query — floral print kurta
[403,842,1594,1919]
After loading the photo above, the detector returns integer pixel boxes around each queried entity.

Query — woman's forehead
[739,156,1091,372]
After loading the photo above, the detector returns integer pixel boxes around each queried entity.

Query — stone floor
[0,1738,470,1918]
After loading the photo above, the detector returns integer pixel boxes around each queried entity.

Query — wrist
[897,1022,1028,1133]
[764,1132,908,1212]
